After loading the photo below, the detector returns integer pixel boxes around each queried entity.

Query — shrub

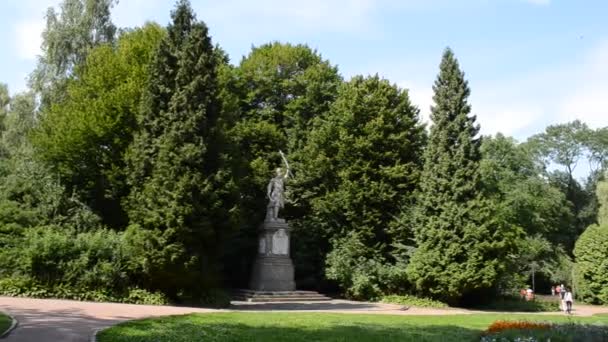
[380,294,448,308]
[574,223,608,304]
[470,296,558,312]
[0,277,169,305]
[325,233,409,301]
[123,288,169,305]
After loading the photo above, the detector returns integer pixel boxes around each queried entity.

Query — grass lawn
[0,312,11,336]
[97,312,608,342]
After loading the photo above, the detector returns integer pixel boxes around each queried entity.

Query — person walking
[564,288,573,314]
[551,286,555,296]
[559,284,566,311]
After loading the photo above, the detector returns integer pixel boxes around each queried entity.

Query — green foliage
[0,277,168,305]
[235,42,342,151]
[0,312,9,336]
[222,42,342,288]
[527,120,600,251]
[325,233,409,300]
[0,83,8,134]
[408,48,519,304]
[574,223,608,304]
[481,134,573,240]
[2,0,605,307]
[587,127,608,172]
[528,120,590,178]
[293,75,424,293]
[471,296,559,312]
[380,294,448,308]
[33,23,165,228]
[124,1,238,296]
[0,90,102,243]
[598,173,608,225]
[31,0,118,104]
[479,135,575,292]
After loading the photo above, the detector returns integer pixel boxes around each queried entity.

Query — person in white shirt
[564,288,573,314]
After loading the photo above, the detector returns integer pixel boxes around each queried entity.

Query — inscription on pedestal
[249,221,295,291]
[271,229,288,255]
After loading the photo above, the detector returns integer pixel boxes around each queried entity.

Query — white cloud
[399,81,434,123]
[475,105,545,137]
[14,18,45,60]
[112,0,165,29]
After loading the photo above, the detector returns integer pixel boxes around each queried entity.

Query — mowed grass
[97,312,608,342]
[0,312,11,336]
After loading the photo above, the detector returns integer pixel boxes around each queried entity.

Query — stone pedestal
[249,219,295,291]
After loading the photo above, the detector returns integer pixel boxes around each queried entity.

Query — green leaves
[124,1,236,296]
[294,75,425,295]
[33,23,165,228]
[574,177,608,304]
[408,48,516,304]
[574,223,608,304]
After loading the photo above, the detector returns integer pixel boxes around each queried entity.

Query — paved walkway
[0,297,217,342]
[2,296,608,341]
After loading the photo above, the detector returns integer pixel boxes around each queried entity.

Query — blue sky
[1,0,607,144]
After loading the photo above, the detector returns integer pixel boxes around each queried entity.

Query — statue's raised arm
[279,150,291,179]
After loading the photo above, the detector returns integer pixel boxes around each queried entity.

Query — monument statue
[249,150,296,291]
[239,150,329,301]
[266,150,290,222]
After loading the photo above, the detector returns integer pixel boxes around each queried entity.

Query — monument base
[249,255,295,291]
[232,289,331,302]
[249,219,296,291]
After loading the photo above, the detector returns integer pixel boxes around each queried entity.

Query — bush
[123,288,169,305]
[0,276,168,305]
[0,225,156,303]
[574,223,608,304]
[325,234,409,301]
[470,296,559,312]
[380,294,448,308]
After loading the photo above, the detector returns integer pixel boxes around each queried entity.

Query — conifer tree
[407,49,518,304]
[125,0,237,296]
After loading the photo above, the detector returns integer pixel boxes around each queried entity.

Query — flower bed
[485,320,551,334]
[481,320,608,342]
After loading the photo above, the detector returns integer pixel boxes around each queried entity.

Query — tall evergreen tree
[125,0,237,296]
[407,49,518,304]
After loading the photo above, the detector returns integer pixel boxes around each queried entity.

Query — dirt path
[1,296,608,341]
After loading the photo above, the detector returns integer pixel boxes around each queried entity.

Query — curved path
[0,297,217,342]
[2,296,608,341]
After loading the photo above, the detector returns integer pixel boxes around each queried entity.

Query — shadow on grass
[467,297,559,313]
[230,301,389,311]
[97,318,481,342]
